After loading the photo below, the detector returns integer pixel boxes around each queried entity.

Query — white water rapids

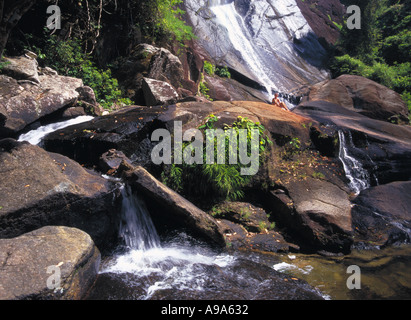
[100,184,236,300]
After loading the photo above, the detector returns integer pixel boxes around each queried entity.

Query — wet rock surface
[299,75,409,123]
[294,100,411,185]
[352,181,411,247]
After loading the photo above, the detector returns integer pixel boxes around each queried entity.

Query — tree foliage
[332,0,411,119]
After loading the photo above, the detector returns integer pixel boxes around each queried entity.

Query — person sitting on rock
[272,93,290,112]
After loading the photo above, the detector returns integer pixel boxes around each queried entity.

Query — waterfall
[338,130,370,195]
[18,115,94,145]
[101,183,235,299]
[209,2,279,97]
[186,0,330,103]
[119,184,160,251]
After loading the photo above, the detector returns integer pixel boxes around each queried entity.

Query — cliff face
[183,0,333,96]
[296,0,346,46]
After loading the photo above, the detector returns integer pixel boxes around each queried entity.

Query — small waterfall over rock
[119,184,161,251]
[338,130,370,195]
[99,183,236,299]
[18,115,94,145]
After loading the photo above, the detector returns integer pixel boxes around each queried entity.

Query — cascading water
[18,115,94,145]
[119,185,161,251]
[185,0,330,107]
[209,1,277,97]
[99,183,236,300]
[338,130,370,195]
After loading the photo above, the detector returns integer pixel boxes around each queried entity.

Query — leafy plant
[161,114,272,201]
[199,81,212,100]
[203,61,215,75]
[39,34,132,109]
[153,0,196,44]
[215,66,231,78]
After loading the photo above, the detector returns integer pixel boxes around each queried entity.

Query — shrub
[154,0,196,43]
[215,66,231,78]
[203,61,215,75]
[161,115,272,201]
[39,35,132,109]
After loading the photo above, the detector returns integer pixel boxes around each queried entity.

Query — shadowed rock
[0,226,100,300]
[0,140,120,249]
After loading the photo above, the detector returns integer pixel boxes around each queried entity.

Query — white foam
[18,115,94,145]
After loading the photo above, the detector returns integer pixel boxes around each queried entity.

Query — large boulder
[0,56,102,138]
[0,140,120,249]
[266,177,353,254]
[1,55,40,84]
[142,77,179,106]
[114,44,185,105]
[299,75,409,123]
[352,181,411,248]
[0,73,83,136]
[0,226,100,300]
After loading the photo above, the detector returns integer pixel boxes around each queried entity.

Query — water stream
[210,1,277,97]
[18,115,94,145]
[338,130,371,195]
[87,183,411,300]
[93,184,238,300]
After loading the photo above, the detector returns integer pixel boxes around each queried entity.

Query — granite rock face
[0,226,100,300]
[0,140,120,249]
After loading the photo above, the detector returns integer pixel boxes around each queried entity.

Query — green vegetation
[35,34,132,109]
[215,66,231,79]
[161,115,272,201]
[4,0,197,110]
[312,172,326,180]
[258,220,276,233]
[204,60,231,78]
[153,0,196,43]
[199,78,212,101]
[0,59,10,71]
[331,0,411,120]
[203,61,215,76]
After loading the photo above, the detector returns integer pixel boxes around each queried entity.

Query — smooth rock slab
[0,140,120,249]
[0,226,101,300]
